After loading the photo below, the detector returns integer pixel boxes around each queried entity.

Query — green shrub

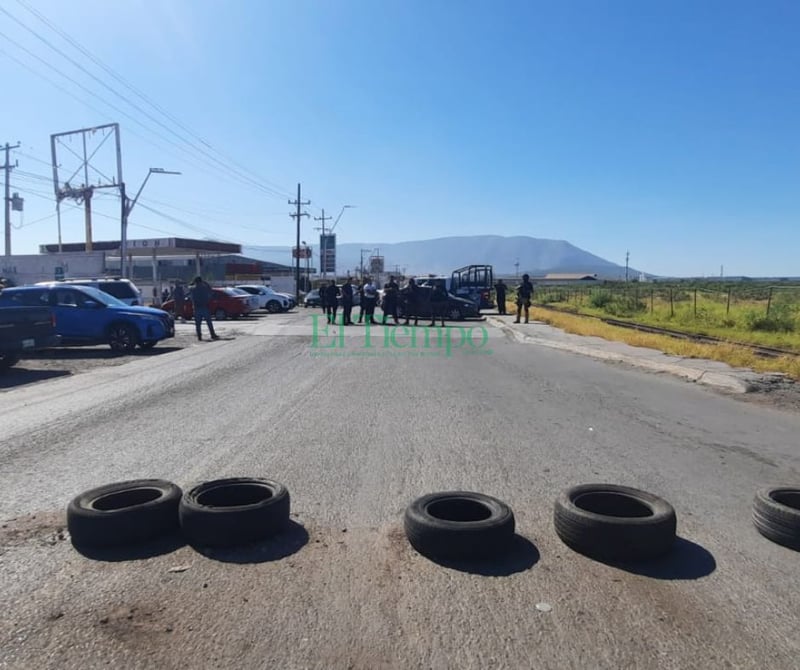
[588,290,612,309]
[744,308,796,333]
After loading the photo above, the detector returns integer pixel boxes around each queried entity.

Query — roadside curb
[487,316,764,394]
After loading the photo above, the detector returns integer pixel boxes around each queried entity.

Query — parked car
[235,285,270,310]
[304,289,322,308]
[0,300,61,370]
[0,285,173,353]
[36,277,143,306]
[229,287,260,313]
[162,287,252,320]
[396,286,481,321]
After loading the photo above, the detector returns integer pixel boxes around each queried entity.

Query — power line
[0,35,287,204]
[3,3,295,202]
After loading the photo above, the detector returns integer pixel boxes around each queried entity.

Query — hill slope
[243,235,641,278]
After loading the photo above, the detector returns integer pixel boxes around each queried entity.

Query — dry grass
[504,302,800,381]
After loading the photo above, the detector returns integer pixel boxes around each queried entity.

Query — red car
[162,287,253,320]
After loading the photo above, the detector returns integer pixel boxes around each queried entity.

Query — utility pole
[289,183,310,300]
[3,142,20,256]
[514,258,519,279]
[625,250,630,282]
[313,209,331,280]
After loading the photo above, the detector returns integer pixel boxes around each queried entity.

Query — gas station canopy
[40,237,242,257]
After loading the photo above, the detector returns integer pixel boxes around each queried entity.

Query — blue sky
[1,0,798,276]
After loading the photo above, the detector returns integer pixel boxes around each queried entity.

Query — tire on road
[67,479,182,548]
[554,483,677,562]
[752,487,800,551]
[266,300,281,313]
[179,477,290,547]
[404,491,515,560]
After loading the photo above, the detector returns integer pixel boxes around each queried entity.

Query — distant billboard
[369,256,384,275]
[320,234,336,274]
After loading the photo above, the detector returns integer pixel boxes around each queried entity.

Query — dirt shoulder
[0,331,199,391]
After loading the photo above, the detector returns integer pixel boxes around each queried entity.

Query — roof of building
[538,273,599,280]
[40,237,241,256]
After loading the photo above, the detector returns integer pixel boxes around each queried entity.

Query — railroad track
[530,304,800,359]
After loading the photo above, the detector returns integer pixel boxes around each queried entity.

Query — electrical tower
[625,250,630,282]
[289,183,310,300]
[3,142,20,256]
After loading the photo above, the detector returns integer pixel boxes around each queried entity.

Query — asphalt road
[1,311,799,669]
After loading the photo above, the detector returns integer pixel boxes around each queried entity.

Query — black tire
[752,487,800,551]
[0,351,22,370]
[448,306,463,321]
[108,323,138,353]
[266,300,281,313]
[554,484,677,562]
[140,340,157,350]
[179,478,290,547]
[214,308,227,320]
[404,491,515,560]
[67,479,182,548]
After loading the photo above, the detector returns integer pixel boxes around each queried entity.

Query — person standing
[173,281,187,322]
[381,275,400,325]
[495,278,507,315]
[429,279,448,327]
[190,276,219,341]
[362,277,378,325]
[324,280,340,324]
[514,273,534,324]
[402,278,421,327]
[341,277,355,325]
[356,280,366,323]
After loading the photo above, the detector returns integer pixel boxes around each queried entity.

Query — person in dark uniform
[319,282,328,315]
[429,279,448,327]
[324,280,340,324]
[341,276,355,325]
[495,278,507,315]
[402,278,421,327]
[356,280,366,323]
[381,275,400,325]
[514,273,534,324]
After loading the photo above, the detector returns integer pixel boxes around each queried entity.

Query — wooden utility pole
[3,142,20,256]
[289,183,310,299]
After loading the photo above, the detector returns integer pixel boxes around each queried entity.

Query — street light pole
[121,167,181,278]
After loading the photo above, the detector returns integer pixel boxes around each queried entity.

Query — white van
[36,278,143,306]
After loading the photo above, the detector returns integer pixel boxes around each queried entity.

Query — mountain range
[242,235,642,278]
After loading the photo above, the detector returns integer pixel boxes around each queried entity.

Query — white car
[228,288,261,313]
[235,285,291,313]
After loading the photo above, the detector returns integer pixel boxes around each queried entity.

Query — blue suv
[0,285,174,353]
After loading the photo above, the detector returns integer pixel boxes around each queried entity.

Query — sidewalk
[487,315,792,394]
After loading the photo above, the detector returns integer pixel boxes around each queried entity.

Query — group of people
[318,275,450,327]
[494,274,534,323]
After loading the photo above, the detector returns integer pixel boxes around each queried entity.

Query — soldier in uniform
[495,278,507,315]
[381,276,400,325]
[514,273,534,324]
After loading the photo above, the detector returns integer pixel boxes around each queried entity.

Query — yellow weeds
[506,303,800,381]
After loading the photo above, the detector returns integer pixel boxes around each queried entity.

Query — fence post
[726,288,731,316]
[766,287,773,316]
[670,288,674,317]
[694,288,697,317]
[650,289,654,314]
